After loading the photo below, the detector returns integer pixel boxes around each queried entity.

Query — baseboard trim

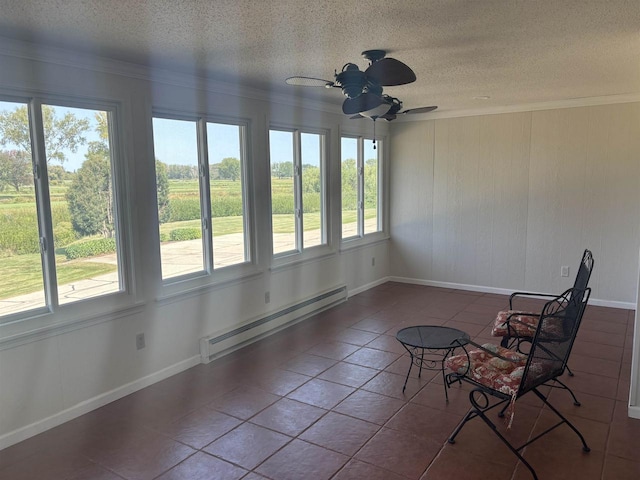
[348,277,391,297]
[387,276,636,310]
[0,354,201,451]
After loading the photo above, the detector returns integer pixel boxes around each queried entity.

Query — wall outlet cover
[136,333,146,350]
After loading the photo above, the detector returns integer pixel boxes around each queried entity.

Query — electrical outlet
[265,291,270,304]
[136,333,146,350]
[371,257,375,267]
[561,266,570,277]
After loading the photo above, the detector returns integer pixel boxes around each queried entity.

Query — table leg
[441,357,449,403]
[402,351,413,393]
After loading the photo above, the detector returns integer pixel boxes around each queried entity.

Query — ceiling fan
[285,49,437,120]
[348,95,438,122]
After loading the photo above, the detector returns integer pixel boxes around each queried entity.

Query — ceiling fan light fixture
[360,96,395,120]
[360,101,393,119]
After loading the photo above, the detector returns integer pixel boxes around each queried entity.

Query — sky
[0,101,371,172]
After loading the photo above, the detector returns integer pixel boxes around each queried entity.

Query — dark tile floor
[1,283,639,479]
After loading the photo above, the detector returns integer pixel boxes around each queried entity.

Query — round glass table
[395,325,470,401]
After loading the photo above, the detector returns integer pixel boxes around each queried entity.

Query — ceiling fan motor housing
[335,63,367,98]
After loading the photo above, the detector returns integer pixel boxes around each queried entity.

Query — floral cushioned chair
[491,249,593,352]
[490,249,594,406]
[445,287,591,480]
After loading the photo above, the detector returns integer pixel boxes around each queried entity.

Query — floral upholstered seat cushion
[491,310,564,339]
[446,343,556,396]
[445,343,528,396]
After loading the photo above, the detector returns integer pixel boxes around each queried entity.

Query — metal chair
[491,249,593,405]
[445,287,591,480]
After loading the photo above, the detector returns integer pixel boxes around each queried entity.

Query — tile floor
[1,283,639,479]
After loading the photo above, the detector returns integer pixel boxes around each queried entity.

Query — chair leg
[448,388,540,480]
[447,410,477,444]
[566,364,575,377]
[551,378,581,406]
[532,388,590,452]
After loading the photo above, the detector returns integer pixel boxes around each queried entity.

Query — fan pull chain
[373,119,377,149]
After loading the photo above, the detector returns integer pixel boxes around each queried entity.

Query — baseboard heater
[199,285,347,364]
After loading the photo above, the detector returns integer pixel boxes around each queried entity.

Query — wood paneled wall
[390,102,640,304]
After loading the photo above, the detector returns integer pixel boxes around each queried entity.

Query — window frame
[0,92,139,343]
[268,125,332,267]
[152,110,257,297]
[340,134,388,249]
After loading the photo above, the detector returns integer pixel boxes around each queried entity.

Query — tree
[302,164,321,193]
[271,161,293,179]
[66,112,113,237]
[47,164,70,184]
[218,157,241,181]
[156,160,171,223]
[66,153,114,237]
[166,164,198,180]
[341,158,358,210]
[0,150,32,192]
[364,157,378,207]
[0,105,90,165]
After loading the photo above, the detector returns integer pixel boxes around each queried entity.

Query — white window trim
[0,92,138,343]
[268,125,333,269]
[340,134,388,249]
[152,110,257,296]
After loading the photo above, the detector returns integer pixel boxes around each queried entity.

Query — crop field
[0,178,369,300]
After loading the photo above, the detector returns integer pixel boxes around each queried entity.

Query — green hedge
[167,197,245,222]
[65,237,117,260]
[54,221,79,249]
[212,196,243,217]
[169,228,201,241]
[167,198,201,222]
[0,203,75,255]
[270,194,294,214]
[166,195,320,221]
[302,193,320,213]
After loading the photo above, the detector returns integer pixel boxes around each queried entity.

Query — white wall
[0,46,390,448]
[390,103,640,305]
[389,103,640,411]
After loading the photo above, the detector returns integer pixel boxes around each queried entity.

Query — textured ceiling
[0,0,638,114]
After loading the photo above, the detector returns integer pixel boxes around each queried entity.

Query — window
[0,98,126,320]
[269,128,326,256]
[152,115,250,282]
[341,136,382,240]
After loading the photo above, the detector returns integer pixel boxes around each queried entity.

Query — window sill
[0,296,145,351]
[339,233,390,253]
[270,245,336,272]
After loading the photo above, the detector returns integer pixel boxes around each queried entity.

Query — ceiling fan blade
[285,76,334,87]
[380,113,397,121]
[349,114,365,119]
[342,93,383,115]
[401,106,438,115]
[365,58,416,86]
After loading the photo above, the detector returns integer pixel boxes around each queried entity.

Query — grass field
[1,177,376,302]
[0,254,117,300]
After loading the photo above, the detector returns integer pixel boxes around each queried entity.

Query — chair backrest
[572,249,594,293]
[519,286,591,395]
[562,249,593,338]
